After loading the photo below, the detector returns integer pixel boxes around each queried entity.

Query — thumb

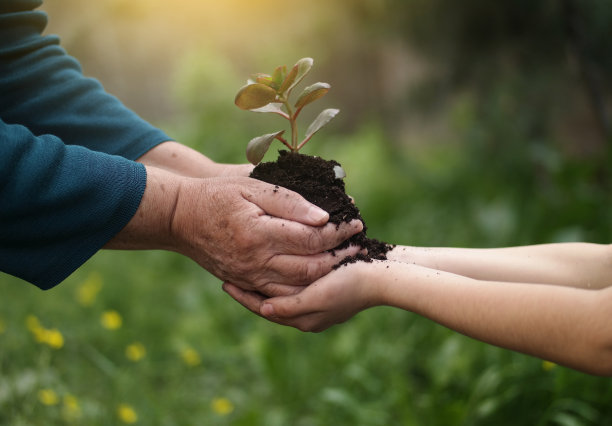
[261,294,312,319]
[247,180,329,226]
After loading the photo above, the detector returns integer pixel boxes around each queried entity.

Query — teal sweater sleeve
[0,0,171,158]
[0,120,147,289]
[0,0,171,289]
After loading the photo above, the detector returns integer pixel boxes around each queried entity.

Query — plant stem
[283,101,298,151]
[296,136,311,152]
[275,134,293,150]
[290,117,298,151]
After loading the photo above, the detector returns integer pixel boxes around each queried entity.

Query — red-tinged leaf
[246,130,285,165]
[294,82,330,109]
[235,83,278,110]
[286,57,313,94]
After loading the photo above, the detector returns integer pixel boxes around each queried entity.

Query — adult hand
[223,261,384,332]
[108,165,364,296]
[173,175,363,296]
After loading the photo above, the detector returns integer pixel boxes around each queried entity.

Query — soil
[250,150,393,266]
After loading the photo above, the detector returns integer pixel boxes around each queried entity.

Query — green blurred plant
[234,57,339,164]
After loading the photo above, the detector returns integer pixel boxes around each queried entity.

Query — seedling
[235,57,340,165]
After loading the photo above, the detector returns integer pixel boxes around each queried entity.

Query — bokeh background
[2,0,612,424]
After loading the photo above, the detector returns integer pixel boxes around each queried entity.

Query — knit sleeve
[0,0,170,159]
[0,119,147,290]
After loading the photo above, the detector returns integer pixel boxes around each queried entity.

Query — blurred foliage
[3,0,612,424]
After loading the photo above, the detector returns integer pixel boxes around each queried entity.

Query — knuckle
[306,230,325,253]
[294,262,310,283]
[306,260,325,281]
[293,260,324,284]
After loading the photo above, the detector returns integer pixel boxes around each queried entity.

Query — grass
[2,245,612,425]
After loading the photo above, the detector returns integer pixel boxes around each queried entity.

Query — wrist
[369,260,408,308]
[355,261,389,308]
[105,165,183,251]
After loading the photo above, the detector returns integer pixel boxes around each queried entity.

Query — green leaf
[271,66,286,90]
[294,82,330,109]
[286,57,313,94]
[235,83,278,110]
[304,108,339,141]
[246,130,285,164]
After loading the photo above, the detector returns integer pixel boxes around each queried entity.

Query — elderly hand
[107,166,363,296]
[173,175,363,296]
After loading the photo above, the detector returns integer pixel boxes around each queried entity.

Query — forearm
[137,141,253,178]
[375,262,612,375]
[388,243,612,289]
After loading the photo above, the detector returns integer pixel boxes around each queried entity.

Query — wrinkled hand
[223,261,383,332]
[172,176,363,296]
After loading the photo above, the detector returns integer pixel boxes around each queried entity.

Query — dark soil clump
[250,150,393,265]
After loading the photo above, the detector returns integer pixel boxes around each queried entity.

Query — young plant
[235,57,340,165]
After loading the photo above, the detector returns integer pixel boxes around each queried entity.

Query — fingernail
[261,303,276,317]
[308,206,328,223]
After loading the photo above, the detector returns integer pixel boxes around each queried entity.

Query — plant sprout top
[235,57,340,165]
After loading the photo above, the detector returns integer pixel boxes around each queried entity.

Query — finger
[223,283,319,331]
[263,218,363,256]
[222,283,266,316]
[260,298,337,333]
[220,163,254,177]
[244,180,329,226]
[260,309,333,333]
[260,291,322,320]
[266,245,363,286]
[256,282,307,298]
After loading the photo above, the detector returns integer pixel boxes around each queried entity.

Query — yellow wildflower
[38,388,59,406]
[42,328,64,349]
[26,316,64,349]
[180,347,201,367]
[26,315,41,332]
[101,310,123,330]
[211,397,234,416]
[542,360,557,371]
[117,403,138,424]
[0,317,6,334]
[125,342,147,362]
[62,394,82,420]
[76,272,103,306]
